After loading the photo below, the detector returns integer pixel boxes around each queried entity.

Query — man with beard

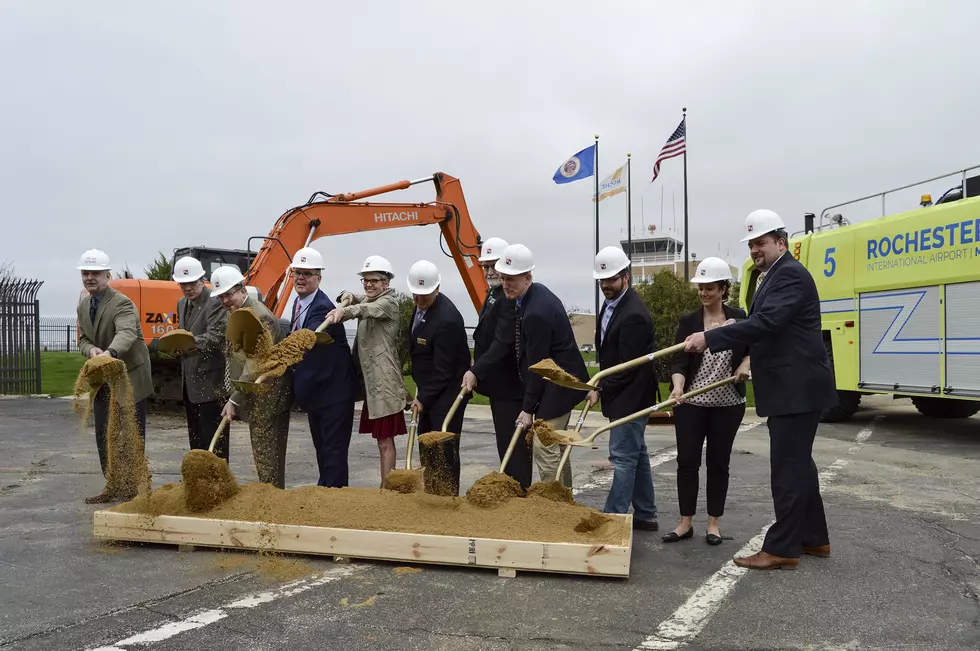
[684,209,838,570]
[585,246,659,531]
[462,237,531,489]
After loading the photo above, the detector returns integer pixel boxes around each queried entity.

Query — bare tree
[0,260,13,280]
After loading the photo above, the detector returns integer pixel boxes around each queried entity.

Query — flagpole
[682,107,690,281]
[626,153,632,263]
[594,134,600,320]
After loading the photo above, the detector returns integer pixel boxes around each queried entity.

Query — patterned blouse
[686,347,745,408]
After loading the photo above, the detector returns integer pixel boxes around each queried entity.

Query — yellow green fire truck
[740,166,980,422]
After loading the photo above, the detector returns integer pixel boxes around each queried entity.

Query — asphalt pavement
[1,395,979,650]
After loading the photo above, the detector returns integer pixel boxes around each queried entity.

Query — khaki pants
[532,412,572,488]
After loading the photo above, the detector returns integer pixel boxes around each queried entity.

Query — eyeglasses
[361,277,385,285]
[292,270,317,278]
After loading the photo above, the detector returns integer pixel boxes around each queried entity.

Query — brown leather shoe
[84,490,115,504]
[733,551,798,570]
[802,544,831,558]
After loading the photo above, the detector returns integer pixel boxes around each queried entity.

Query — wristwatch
[108,348,118,358]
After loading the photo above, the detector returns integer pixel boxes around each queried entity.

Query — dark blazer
[516,283,589,420]
[177,287,228,404]
[291,289,356,413]
[704,252,838,417]
[595,287,658,420]
[472,285,522,401]
[671,304,749,399]
[410,293,471,414]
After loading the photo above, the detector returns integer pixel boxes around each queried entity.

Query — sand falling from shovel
[72,356,151,498]
[181,449,241,512]
[465,472,524,508]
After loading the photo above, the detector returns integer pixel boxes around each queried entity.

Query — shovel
[553,376,738,478]
[312,295,352,346]
[230,371,274,396]
[157,330,197,356]
[181,414,239,511]
[531,342,688,392]
[209,415,231,453]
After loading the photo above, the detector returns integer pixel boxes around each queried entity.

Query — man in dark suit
[75,249,153,504]
[462,237,531,489]
[685,209,838,570]
[288,247,357,488]
[407,260,471,495]
[495,244,589,488]
[585,247,659,530]
[156,256,230,460]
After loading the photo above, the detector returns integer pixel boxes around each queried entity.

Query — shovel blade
[158,331,196,355]
[226,310,265,354]
[543,376,593,391]
[314,331,334,345]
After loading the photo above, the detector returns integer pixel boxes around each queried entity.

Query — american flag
[650,119,686,183]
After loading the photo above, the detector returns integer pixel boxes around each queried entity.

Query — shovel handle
[314,295,353,333]
[405,406,420,470]
[586,342,688,388]
[208,416,231,453]
[553,401,592,478]
[441,390,467,433]
[498,425,526,474]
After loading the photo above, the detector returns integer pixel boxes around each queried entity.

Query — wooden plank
[93,511,632,578]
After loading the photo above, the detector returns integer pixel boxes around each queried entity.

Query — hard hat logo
[600,263,606,270]
[700,268,706,275]
[418,279,425,286]
[183,269,188,275]
[505,258,512,266]
[300,256,306,263]
[747,225,754,232]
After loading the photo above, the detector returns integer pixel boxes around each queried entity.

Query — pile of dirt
[180,449,240,512]
[381,469,423,494]
[418,431,460,497]
[526,480,574,504]
[529,358,582,384]
[72,356,151,498]
[115,482,629,545]
[527,419,573,446]
[418,431,456,445]
[465,472,524,508]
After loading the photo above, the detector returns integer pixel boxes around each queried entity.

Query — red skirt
[358,402,407,440]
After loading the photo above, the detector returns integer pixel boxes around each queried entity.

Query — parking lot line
[634,418,881,650]
[86,563,368,650]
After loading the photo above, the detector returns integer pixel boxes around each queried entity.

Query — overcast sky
[3,1,979,323]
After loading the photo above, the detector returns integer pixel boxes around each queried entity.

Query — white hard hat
[494,244,535,275]
[210,266,246,297]
[740,209,786,242]
[478,237,509,263]
[76,249,111,271]
[290,246,324,270]
[172,256,206,283]
[407,260,441,295]
[691,257,733,284]
[358,255,394,278]
[593,246,630,280]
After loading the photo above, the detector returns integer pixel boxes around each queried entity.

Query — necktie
[185,301,194,326]
[292,299,302,331]
[413,309,424,333]
[89,296,99,324]
[756,272,766,290]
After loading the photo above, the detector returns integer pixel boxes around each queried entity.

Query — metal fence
[0,278,44,395]
[40,316,80,353]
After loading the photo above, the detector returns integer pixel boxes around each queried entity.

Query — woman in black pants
[664,257,750,546]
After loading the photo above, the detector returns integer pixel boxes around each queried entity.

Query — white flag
[593,162,627,202]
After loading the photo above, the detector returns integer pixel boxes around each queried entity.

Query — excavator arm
[245,173,488,317]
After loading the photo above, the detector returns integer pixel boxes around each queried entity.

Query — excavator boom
[246,172,487,316]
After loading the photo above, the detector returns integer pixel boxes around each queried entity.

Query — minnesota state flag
[592,162,627,202]
[552,144,596,184]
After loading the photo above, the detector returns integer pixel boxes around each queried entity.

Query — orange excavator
[107,173,488,402]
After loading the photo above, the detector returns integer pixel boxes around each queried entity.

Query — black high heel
[662,528,694,543]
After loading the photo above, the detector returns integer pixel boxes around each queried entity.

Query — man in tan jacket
[151,257,230,460]
[211,266,293,489]
[75,249,153,504]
